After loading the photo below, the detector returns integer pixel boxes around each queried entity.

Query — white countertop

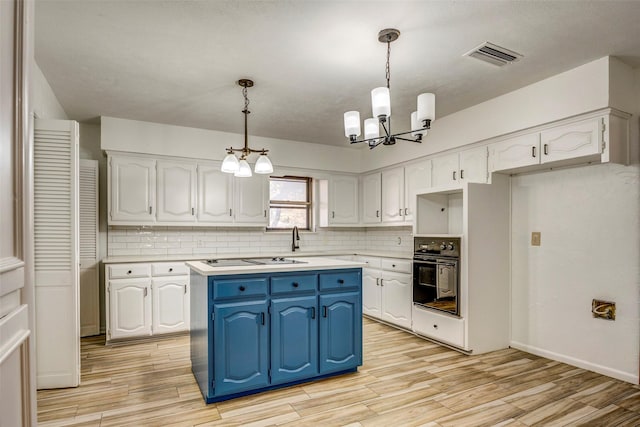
[186,257,366,276]
[102,250,412,264]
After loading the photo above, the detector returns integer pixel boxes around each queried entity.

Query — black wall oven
[413,237,461,316]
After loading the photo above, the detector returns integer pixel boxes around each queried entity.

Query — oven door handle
[413,259,457,267]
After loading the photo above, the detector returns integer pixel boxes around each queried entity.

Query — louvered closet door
[34,119,80,389]
[79,160,99,337]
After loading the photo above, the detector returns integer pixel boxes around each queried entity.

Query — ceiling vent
[464,42,523,67]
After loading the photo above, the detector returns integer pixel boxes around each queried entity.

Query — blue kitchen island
[186,257,363,403]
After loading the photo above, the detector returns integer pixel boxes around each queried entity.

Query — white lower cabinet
[359,256,412,330]
[412,304,464,348]
[107,262,190,342]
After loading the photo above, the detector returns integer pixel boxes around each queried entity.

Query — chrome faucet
[292,226,300,252]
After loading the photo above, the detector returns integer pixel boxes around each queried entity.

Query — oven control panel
[414,237,461,258]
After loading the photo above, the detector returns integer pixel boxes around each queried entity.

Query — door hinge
[211,379,215,390]
[602,119,607,151]
[211,312,215,321]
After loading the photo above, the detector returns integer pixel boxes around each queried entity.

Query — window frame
[267,175,312,231]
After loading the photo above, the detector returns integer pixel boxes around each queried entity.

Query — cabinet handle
[404,208,408,216]
[332,211,335,218]
[399,208,403,216]
[169,268,173,272]
[229,208,232,217]
[460,169,464,179]
[338,279,344,284]
[292,282,299,288]
[239,286,245,292]
[322,306,327,318]
[433,324,438,329]
[261,312,265,325]
[127,270,132,274]
[376,210,380,218]
[380,279,384,287]
[144,287,148,297]
[184,284,187,294]
[392,264,396,268]
[532,146,536,158]
[452,171,457,180]
[376,278,379,286]
[311,307,316,319]
[264,210,267,218]
[192,207,195,215]
[543,143,549,155]
[149,206,152,214]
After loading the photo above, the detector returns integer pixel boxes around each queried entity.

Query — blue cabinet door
[213,299,269,396]
[319,291,362,374]
[271,296,318,384]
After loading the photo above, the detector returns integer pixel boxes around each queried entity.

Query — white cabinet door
[110,156,156,223]
[197,164,233,224]
[156,161,196,222]
[329,175,359,224]
[108,280,152,340]
[234,174,268,224]
[381,271,412,329]
[431,153,459,188]
[541,117,601,163]
[488,133,540,172]
[362,268,382,318]
[381,167,404,223]
[459,146,488,183]
[152,277,189,334]
[362,173,382,224]
[404,160,431,222]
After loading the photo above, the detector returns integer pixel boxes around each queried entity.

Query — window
[268,176,312,230]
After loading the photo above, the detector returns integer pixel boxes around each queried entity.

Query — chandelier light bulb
[254,153,273,174]
[371,87,391,119]
[344,111,361,138]
[221,152,240,173]
[417,93,436,123]
[234,158,252,177]
[364,118,380,140]
[411,111,424,138]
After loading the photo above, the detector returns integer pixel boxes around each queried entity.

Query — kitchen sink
[243,257,307,265]
[204,257,307,267]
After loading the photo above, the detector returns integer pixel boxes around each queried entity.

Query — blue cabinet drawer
[213,277,268,300]
[271,274,317,294]
[319,270,361,291]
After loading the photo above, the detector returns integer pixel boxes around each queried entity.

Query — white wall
[101,116,362,173]
[510,163,640,383]
[33,62,68,120]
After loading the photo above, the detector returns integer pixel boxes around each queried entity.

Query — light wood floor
[38,318,640,426]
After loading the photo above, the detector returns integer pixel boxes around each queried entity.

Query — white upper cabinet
[540,117,601,163]
[362,173,382,224]
[404,160,431,222]
[109,156,156,223]
[488,133,541,172]
[432,147,488,188]
[156,161,197,222]
[381,167,404,223]
[197,164,233,224]
[329,175,359,224]
[234,174,268,224]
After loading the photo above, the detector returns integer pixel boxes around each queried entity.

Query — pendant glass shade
[417,93,435,123]
[221,153,240,173]
[234,158,252,177]
[254,154,273,174]
[410,111,424,138]
[344,111,361,137]
[364,118,380,140]
[371,87,391,119]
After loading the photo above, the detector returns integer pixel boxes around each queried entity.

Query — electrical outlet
[531,232,541,246]
[592,299,616,320]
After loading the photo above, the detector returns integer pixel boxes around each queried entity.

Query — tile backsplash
[107,226,413,257]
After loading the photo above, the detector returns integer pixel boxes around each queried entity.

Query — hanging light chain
[242,85,250,113]
[385,38,391,90]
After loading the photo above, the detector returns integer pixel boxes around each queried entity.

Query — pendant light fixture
[220,79,273,177]
[344,29,435,149]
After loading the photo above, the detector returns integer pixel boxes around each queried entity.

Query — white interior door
[34,119,80,389]
[79,160,99,337]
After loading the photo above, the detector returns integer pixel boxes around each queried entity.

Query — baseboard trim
[510,340,638,384]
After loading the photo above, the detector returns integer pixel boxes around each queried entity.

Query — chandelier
[343,29,435,149]
[220,79,273,177]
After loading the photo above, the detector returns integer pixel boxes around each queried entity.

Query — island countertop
[186,256,365,276]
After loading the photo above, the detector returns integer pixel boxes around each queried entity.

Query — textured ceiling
[35,1,640,147]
